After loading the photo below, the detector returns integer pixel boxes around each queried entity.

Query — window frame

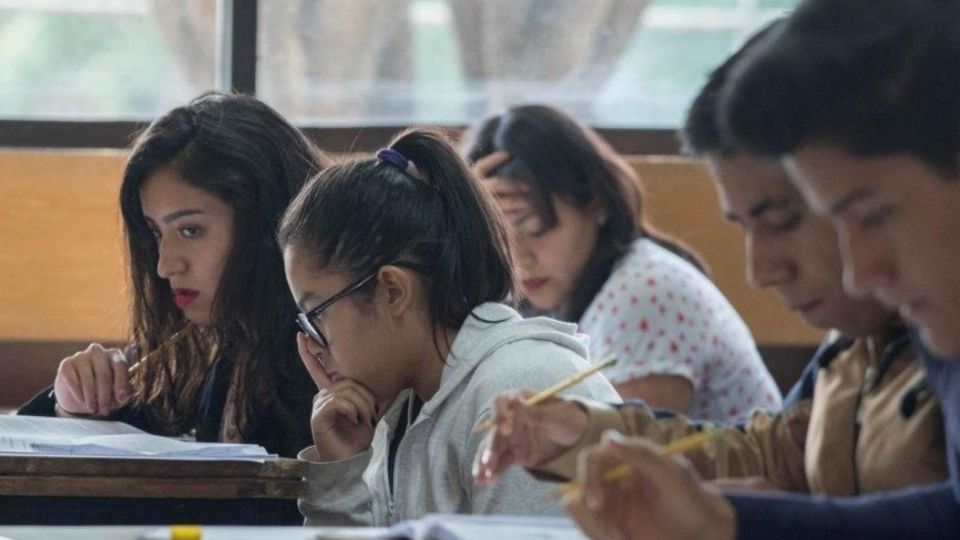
[0,0,681,155]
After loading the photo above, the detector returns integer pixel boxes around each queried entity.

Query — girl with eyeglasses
[464,105,781,421]
[18,92,326,459]
[277,128,620,525]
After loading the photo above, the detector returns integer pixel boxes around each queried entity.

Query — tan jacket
[540,333,947,495]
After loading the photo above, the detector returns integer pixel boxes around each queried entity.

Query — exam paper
[0,415,274,461]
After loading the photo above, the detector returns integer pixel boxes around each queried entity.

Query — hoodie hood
[421,302,590,416]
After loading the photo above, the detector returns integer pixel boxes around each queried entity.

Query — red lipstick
[173,289,199,308]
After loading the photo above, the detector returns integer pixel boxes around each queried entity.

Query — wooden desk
[0,455,312,525]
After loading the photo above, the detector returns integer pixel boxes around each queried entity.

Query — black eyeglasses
[295,261,430,348]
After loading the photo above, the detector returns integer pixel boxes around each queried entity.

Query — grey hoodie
[298,302,622,526]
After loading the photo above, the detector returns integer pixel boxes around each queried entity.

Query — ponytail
[278,128,515,338]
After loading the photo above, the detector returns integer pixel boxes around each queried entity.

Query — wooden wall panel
[0,150,823,405]
[0,150,129,343]
[0,150,822,346]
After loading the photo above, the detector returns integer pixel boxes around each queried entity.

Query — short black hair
[720,0,960,176]
[680,18,785,156]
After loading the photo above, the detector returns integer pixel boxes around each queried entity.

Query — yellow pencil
[472,355,618,434]
[554,429,720,498]
[128,325,192,375]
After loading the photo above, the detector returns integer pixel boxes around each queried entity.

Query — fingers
[578,431,697,511]
[333,383,377,426]
[109,349,131,407]
[475,393,529,483]
[55,344,126,416]
[610,432,696,485]
[313,379,378,427]
[493,393,520,436]
[472,151,512,178]
[92,350,117,416]
[297,332,333,390]
[475,390,586,485]
[580,432,629,511]
[54,360,86,414]
[564,494,619,540]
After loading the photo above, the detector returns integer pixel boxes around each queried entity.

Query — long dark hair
[464,104,706,321]
[278,128,514,354]
[119,91,329,438]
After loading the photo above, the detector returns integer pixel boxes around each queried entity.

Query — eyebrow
[723,197,792,222]
[161,209,205,224]
[829,188,874,216]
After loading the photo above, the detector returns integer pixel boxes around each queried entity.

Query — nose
[745,232,794,289]
[155,235,187,279]
[838,223,895,299]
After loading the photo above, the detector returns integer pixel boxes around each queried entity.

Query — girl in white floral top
[465,105,780,421]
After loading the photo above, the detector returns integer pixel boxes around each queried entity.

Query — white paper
[0,415,274,461]
[389,515,587,540]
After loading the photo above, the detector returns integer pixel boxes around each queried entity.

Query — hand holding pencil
[472,356,616,485]
[563,430,737,540]
[54,326,190,418]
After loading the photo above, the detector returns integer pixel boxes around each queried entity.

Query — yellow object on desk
[170,525,203,540]
[555,429,720,498]
[472,355,618,434]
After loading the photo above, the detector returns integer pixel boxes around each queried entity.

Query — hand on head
[471,151,512,179]
[563,431,736,540]
[472,391,589,485]
[54,343,131,417]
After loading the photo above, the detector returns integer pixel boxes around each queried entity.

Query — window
[259,0,792,128]
[0,0,795,150]
[0,0,216,120]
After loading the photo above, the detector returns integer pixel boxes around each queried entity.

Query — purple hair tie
[376,148,424,181]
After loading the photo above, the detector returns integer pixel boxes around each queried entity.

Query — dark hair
[119,91,329,440]
[278,128,514,353]
[681,18,786,156]
[463,104,706,321]
[719,0,960,177]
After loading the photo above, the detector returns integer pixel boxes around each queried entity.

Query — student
[472,19,947,499]
[464,106,780,421]
[18,92,327,458]
[277,129,621,525]
[560,1,960,538]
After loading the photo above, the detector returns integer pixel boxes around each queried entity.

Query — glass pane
[258,0,796,128]
[0,0,217,120]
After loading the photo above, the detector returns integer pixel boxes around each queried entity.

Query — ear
[377,265,417,318]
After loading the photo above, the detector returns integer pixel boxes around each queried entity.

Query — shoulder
[469,340,620,403]
[582,239,730,335]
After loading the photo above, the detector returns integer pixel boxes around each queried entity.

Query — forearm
[534,398,809,490]
[297,445,375,526]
